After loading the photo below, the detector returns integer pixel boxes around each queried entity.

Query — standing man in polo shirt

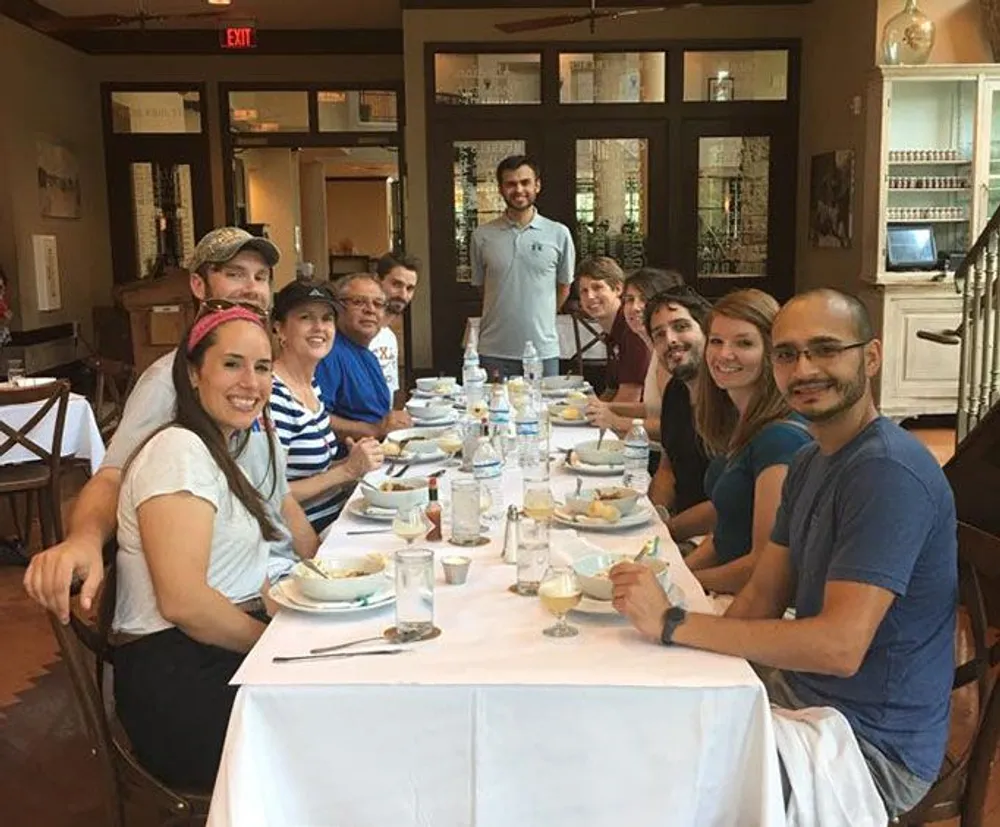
[315,273,412,441]
[369,252,419,401]
[471,155,575,379]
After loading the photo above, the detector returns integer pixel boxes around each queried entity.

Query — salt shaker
[502,504,519,564]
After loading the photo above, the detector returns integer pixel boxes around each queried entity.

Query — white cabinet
[862,282,963,418]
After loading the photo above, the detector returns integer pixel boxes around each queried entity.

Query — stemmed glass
[435,431,463,468]
[538,565,582,638]
[392,504,427,547]
[522,480,555,523]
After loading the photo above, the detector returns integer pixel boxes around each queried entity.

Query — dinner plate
[412,414,459,428]
[550,415,591,427]
[552,504,654,532]
[391,447,448,464]
[271,578,396,615]
[386,426,455,443]
[565,453,622,476]
[346,498,398,522]
[412,385,462,399]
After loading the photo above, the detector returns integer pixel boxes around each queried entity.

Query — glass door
[427,125,542,372]
[980,80,1000,229]
[680,119,796,300]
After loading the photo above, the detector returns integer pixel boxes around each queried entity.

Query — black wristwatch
[660,606,687,646]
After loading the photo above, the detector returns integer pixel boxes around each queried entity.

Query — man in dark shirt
[646,288,715,544]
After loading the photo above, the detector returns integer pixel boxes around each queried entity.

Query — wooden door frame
[100,82,213,286]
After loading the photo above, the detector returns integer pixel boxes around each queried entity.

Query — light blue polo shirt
[470,211,575,361]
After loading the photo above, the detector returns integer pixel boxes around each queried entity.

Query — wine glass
[538,565,582,638]
[435,430,463,468]
[392,504,427,547]
[523,480,555,523]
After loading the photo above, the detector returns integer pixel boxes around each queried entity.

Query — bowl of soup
[573,439,626,467]
[363,476,430,511]
[565,486,640,517]
[572,553,667,601]
[416,376,458,395]
[405,398,454,421]
[293,555,388,602]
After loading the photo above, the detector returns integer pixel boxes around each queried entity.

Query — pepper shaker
[502,504,520,564]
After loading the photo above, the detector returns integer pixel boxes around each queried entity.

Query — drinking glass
[394,548,434,639]
[522,480,555,523]
[538,565,582,638]
[450,478,481,545]
[6,359,25,387]
[392,504,427,547]
[516,517,549,596]
[435,430,464,468]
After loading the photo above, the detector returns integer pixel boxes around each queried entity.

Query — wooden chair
[83,356,136,442]
[0,379,70,548]
[51,541,212,826]
[894,521,1000,826]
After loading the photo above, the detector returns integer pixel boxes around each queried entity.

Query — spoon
[596,428,607,450]
[300,558,331,579]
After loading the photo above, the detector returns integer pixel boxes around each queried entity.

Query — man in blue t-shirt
[315,273,412,441]
[611,288,956,818]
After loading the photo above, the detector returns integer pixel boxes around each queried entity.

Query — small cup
[442,555,471,585]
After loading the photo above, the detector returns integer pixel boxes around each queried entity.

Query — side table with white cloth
[465,316,608,363]
[209,422,786,827]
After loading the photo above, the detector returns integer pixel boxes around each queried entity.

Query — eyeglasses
[339,296,387,312]
[771,340,869,367]
[196,298,270,323]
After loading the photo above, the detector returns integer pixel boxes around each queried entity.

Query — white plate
[412,414,459,428]
[552,504,654,532]
[386,426,455,442]
[571,582,686,616]
[346,498,398,522]
[565,454,622,476]
[413,385,462,399]
[391,447,447,464]
[550,416,591,427]
[271,578,395,615]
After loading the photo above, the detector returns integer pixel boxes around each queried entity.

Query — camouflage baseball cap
[186,227,281,272]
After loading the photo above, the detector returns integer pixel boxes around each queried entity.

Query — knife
[272,648,410,664]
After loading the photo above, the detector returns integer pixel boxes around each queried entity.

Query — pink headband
[187,306,267,353]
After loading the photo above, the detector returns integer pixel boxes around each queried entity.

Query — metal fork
[389,463,411,478]
[310,635,391,655]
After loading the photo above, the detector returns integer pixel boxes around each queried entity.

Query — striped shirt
[269,373,345,534]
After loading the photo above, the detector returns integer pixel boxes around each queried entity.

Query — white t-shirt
[113,427,271,636]
[368,325,399,393]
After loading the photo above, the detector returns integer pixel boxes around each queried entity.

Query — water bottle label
[515,421,539,437]
[624,443,648,461]
[490,411,510,424]
[474,460,502,479]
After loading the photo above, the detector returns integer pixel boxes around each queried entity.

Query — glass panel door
[983,81,1000,226]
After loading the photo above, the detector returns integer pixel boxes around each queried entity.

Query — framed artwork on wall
[809,149,855,249]
[37,140,81,220]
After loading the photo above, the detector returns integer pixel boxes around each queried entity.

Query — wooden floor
[0,425,995,825]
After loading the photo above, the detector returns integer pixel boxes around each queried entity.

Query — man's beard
[503,193,536,213]
[789,362,867,423]
[385,298,407,316]
[669,352,700,383]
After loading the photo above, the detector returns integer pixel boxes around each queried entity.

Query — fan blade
[35,10,228,31]
[494,11,616,34]
[609,7,670,21]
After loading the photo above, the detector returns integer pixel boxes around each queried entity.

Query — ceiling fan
[495,0,701,34]
[34,1,231,32]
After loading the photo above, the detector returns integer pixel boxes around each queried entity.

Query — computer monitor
[886,225,938,271]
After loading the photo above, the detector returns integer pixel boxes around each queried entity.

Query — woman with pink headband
[110,302,279,790]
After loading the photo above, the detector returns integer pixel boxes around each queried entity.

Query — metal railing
[917,205,1000,443]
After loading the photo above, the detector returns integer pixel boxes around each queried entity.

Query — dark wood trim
[404,0,809,7]
[324,176,395,183]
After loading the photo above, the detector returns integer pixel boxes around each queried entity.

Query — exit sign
[220,24,257,50]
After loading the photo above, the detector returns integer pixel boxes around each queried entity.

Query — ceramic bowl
[416,376,457,395]
[362,476,430,511]
[405,398,454,421]
[293,555,388,602]
[565,486,640,517]
[573,439,626,466]
[572,553,667,601]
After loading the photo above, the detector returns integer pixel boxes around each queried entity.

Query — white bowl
[572,553,667,601]
[541,375,586,392]
[405,398,455,421]
[416,376,457,394]
[574,439,625,466]
[403,438,440,456]
[293,555,388,602]
[565,486,640,517]
[362,476,430,511]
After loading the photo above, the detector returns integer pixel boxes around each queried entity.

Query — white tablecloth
[465,316,608,362]
[208,425,784,827]
[0,391,105,475]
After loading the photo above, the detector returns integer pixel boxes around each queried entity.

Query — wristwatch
[660,606,687,646]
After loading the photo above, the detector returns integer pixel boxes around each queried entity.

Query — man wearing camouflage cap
[25,227,319,623]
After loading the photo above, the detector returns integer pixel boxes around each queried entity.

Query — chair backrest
[84,357,136,441]
[0,380,71,474]
[569,312,607,377]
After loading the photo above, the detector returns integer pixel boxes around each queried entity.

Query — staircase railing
[916,204,1000,443]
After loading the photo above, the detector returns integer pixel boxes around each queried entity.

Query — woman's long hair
[125,318,280,542]
[624,268,685,302]
[694,288,791,457]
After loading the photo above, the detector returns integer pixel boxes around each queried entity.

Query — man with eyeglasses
[25,227,320,624]
[315,273,412,442]
[611,289,956,819]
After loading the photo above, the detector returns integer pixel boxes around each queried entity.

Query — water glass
[394,548,435,639]
[7,358,25,386]
[450,478,481,545]
[516,517,549,596]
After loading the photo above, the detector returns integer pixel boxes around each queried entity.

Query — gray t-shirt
[470,212,575,361]
[102,351,296,569]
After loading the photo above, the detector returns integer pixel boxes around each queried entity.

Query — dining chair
[893,520,1000,826]
[53,541,212,827]
[83,356,136,443]
[0,379,70,549]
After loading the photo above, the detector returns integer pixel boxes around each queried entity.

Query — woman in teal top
[686,289,813,595]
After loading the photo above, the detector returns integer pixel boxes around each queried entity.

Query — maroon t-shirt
[604,307,650,395]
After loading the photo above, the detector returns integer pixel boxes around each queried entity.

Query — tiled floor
[0,425,995,825]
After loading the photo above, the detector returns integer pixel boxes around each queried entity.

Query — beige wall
[326,179,392,257]
[243,148,301,287]
[877,0,992,63]
[90,54,404,228]
[0,18,112,340]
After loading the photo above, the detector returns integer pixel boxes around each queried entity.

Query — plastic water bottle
[487,383,512,458]
[473,437,504,522]
[522,340,543,389]
[515,390,544,480]
[465,366,487,414]
[463,327,481,390]
[622,419,651,493]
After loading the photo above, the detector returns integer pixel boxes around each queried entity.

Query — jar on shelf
[881,0,936,66]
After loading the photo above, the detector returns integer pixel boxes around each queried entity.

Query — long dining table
[207,421,785,827]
